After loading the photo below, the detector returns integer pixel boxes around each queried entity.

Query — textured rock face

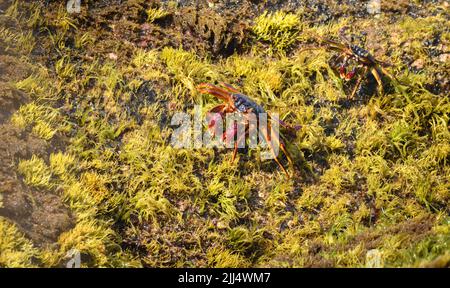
[0,14,74,248]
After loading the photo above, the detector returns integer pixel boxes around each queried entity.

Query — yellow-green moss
[17,155,53,189]
[0,217,38,268]
[253,11,301,53]
[4,1,449,268]
[146,8,170,23]
[11,102,61,140]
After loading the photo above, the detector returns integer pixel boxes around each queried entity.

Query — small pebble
[216,220,228,229]
[141,23,151,30]
[439,53,449,63]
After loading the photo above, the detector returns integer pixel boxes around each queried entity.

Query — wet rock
[108,52,118,60]
[0,55,31,82]
[172,6,249,57]
[0,40,75,247]
[0,82,29,123]
[0,124,75,246]
[134,1,252,57]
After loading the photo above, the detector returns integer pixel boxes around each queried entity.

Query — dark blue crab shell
[350,44,371,59]
[231,93,266,114]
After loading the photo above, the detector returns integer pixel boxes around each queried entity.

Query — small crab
[309,27,397,99]
[197,82,295,177]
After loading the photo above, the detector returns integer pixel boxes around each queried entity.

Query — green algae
[0,0,448,268]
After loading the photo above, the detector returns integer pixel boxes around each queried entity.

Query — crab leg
[338,27,353,46]
[370,67,384,96]
[298,40,345,55]
[260,121,290,178]
[270,114,301,134]
[268,121,294,168]
[379,66,397,82]
[349,66,368,99]
[280,141,294,167]
[219,82,240,93]
[232,129,247,162]
[322,39,349,52]
[266,115,294,173]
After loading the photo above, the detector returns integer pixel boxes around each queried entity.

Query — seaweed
[0,0,448,268]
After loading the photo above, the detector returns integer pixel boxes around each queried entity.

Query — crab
[197,82,295,177]
[312,27,397,99]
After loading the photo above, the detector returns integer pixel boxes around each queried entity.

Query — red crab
[303,27,397,98]
[197,82,296,177]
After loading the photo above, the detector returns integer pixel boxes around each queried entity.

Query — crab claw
[206,112,224,138]
[346,69,356,80]
[339,66,347,78]
[197,83,233,102]
[339,66,356,81]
